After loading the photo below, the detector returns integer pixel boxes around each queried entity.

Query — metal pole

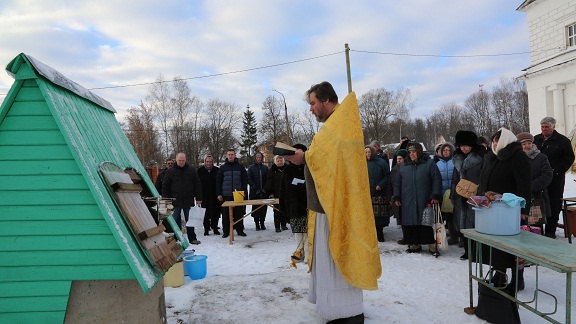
[345,43,352,93]
[273,89,291,144]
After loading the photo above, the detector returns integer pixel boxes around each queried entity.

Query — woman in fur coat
[451,130,485,260]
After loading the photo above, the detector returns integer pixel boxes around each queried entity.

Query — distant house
[0,53,186,322]
[517,0,576,135]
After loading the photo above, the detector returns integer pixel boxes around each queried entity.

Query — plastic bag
[435,205,448,251]
[421,204,435,227]
[186,205,206,227]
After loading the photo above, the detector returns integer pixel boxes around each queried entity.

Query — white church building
[517,0,576,136]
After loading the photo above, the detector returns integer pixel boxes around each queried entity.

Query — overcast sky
[0,1,530,122]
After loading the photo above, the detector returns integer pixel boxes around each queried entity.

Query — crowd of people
[154,79,575,323]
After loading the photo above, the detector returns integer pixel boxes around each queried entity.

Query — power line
[0,48,541,96]
[88,51,344,90]
[350,49,532,57]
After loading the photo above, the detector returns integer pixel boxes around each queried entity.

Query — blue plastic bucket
[473,201,521,235]
[183,255,207,280]
[180,250,195,276]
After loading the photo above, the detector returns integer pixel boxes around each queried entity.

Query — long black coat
[197,165,220,211]
[162,163,203,208]
[477,142,532,269]
[266,164,285,197]
[279,163,307,220]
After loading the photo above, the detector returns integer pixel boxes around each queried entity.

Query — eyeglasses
[167,162,174,166]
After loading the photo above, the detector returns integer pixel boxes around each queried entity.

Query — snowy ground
[164,175,576,323]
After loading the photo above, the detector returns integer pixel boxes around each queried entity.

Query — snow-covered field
[164,174,576,323]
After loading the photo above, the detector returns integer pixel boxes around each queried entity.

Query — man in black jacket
[247,152,269,230]
[162,153,203,244]
[154,158,174,195]
[217,149,249,238]
[198,155,221,236]
[534,117,575,238]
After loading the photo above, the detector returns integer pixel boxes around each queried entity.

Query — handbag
[455,178,478,198]
[185,205,206,227]
[528,198,547,225]
[371,196,390,218]
[441,189,453,213]
[434,205,448,251]
[475,270,520,324]
[421,204,435,227]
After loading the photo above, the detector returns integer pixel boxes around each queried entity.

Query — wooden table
[221,198,279,245]
[462,229,576,323]
[561,197,576,243]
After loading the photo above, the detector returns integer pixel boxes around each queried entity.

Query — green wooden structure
[0,53,186,323]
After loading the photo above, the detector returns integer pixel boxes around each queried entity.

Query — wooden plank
[0,129,65,146]
[8,100,51,116]
[0,174,87,191]
[0,234,121,251]
[138,225,166,240]
[0,115,59,131]
[0,159,79,175]
[0,281,71,298]
[0,295,69,313]
[111,182,142,193]
[0,219,112,236]
[0,265,135,281]
[0,250,127,267]
[0,144,72,160]
[0,204,102,221]
[0,189,95,206]
[0,312,64,323]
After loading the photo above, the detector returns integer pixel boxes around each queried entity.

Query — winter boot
[260,219,266,230]
[255,222,261,231]
[509,269,525,293]
[376,226,385,242]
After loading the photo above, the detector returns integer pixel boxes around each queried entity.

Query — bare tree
[147,74,173,158]
[464,88,493,137]
[124,102,162,164]
[359,88,412,144]
[259,95,286,148]
[201,99,240,163]
[291,110,320,146]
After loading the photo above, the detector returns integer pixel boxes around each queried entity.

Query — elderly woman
[365,145,391,242]
[436,143,457,244]
[451,130,485,260]
[266,155,287,232]
[392,142,442,254]
[478,128,532,294]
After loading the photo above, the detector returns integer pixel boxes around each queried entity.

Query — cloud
[0,0,530,122]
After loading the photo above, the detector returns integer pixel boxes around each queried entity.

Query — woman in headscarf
[451,130,485,260]
[365,145,391,242]
[392,142,442,254]
[436,143,457,244]
[478,128,532,294]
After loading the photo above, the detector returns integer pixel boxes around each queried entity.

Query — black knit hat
[292,143,308,152]
[455,130,478,147]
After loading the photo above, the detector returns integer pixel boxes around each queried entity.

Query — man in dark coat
[198,155,221,236]
[217,149,249,238]
[154,158,174,195]
[534,116,575,238]
[247,152,269,230]
[162,153,203,245]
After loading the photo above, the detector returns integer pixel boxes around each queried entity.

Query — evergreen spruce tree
[240,105,258,158]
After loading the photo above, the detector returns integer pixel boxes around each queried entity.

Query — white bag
[434,205,448,251]
[185,205,206,227]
